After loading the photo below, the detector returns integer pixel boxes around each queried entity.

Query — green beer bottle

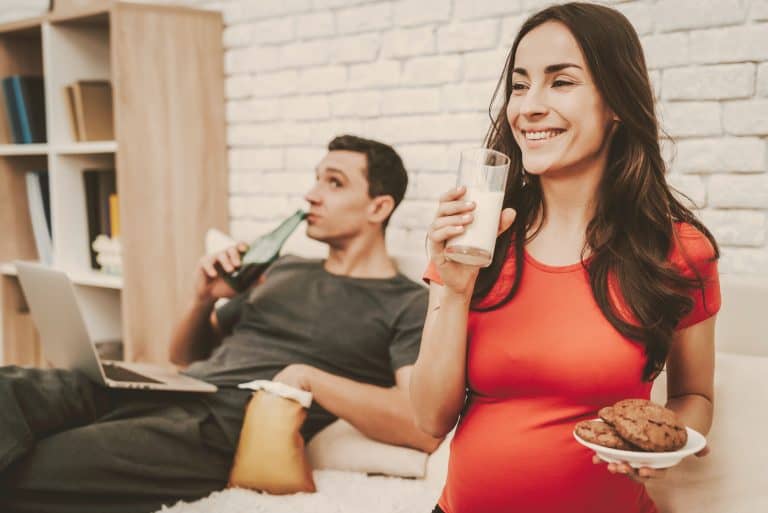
[218,209,307,292]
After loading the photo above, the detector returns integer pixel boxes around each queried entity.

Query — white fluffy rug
[157,470,442,513]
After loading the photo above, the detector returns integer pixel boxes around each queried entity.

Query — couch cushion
[393,253,429,286]
[715,274,768,357]
[307,419,428,478]
[646,352,768,513]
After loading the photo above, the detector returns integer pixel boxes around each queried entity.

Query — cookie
[575,420,638,450]
[598,406,617,425]
[599,399,646,425]
[611,399,688,452]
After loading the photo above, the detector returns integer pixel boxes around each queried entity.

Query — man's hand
[273,364,315,392]
[194,242,248,302]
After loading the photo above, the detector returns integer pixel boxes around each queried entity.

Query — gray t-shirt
[184,255,428,439]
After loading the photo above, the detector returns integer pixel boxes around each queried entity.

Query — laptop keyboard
[103,364,164,384]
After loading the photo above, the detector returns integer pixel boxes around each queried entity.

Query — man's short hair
[328,134,408,229]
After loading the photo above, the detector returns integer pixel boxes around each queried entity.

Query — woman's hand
[592,455,667,483]
[591,445,709,483]
[427,185,516,296]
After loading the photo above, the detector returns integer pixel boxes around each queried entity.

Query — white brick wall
[5,0,766,273]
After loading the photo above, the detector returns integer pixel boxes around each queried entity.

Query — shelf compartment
[0,154,48,264]
[49,152,116,276]
[0,25,45,146]
[43,18,112,147]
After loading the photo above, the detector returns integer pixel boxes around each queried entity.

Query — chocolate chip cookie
[610,399,688,452]
[599,399,647,426]
[598,406,617,425]
[575,420,638,450]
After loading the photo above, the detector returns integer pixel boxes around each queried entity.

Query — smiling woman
[508,50,619,173]
[412,3,721,513]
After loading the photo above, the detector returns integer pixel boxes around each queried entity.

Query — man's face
[304,150,373,244]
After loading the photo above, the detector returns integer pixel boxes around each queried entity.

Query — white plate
[573,418,707,469]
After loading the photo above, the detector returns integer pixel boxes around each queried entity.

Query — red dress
[424,222,720,513]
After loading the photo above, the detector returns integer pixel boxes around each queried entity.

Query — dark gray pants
[0,366,249,513]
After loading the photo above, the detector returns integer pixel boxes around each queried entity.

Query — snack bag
[228,380,316,494]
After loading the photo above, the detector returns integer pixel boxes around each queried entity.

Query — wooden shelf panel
[0,144,48,156]
[53,141,117,154]
[0,261,122,289]
[0,4,110,34]
[0,141,118,156]
[69,269,122,289]
[0,16,46,36]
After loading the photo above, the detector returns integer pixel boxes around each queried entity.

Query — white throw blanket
[157,470,442,513]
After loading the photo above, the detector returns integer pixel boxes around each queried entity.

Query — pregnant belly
[440,400,657,513]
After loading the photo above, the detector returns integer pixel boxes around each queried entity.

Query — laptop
[15,261,217,393]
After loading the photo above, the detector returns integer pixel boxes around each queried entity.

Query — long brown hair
[474,2,719,381]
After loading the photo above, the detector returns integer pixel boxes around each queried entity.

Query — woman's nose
[519,86,548,118]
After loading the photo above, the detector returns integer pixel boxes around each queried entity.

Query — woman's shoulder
[669,221,721,329]
[669,221,718,275]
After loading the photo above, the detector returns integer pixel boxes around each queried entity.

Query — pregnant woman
[410,3,720,513]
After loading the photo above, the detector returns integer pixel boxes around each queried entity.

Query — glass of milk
[444,148,510,267]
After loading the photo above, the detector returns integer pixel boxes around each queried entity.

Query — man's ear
[368,195,395,225]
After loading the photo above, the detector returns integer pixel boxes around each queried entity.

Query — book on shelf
[65,80,114,142]
[40,170,51,236]
[25,170,53,265]
[82,168,117,270]
[109,193,120,238]
[2,78,23,143]
[2,75,46,144]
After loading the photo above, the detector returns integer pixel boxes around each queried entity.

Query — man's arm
[276,364,444,453]
[169,242,248,367]
[169,297,222,366]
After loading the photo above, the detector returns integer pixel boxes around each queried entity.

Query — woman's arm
[665,315,717,435]
[410,186,517,438]
[410,282,474,438]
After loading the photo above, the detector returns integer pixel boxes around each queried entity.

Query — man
[0,135,439,513]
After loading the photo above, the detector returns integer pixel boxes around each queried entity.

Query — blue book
[11,77,32,143]
[3,75,46,144]
[2,77,23,143]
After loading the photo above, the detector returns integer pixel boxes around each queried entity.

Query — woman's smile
[520,128,568,149]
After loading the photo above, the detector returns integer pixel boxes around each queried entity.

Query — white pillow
[306,419,429,479]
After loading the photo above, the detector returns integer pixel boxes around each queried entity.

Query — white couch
[646,274,768,513]
[161,249,768,513]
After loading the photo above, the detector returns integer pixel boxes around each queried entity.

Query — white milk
[445,190,505,267]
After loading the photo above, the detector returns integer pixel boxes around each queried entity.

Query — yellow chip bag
[228,380,316,494]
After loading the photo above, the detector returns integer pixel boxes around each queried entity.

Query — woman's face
[507,21,618,178]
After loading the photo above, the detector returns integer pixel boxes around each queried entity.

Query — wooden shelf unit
[0,2,229,367]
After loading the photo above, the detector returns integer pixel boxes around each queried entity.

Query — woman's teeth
[524,130,565,141]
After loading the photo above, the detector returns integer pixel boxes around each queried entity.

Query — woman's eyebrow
[512,63,583,76]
